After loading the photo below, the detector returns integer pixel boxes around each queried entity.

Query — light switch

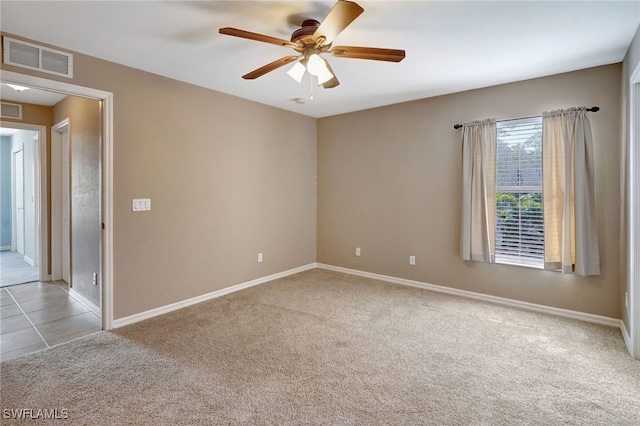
[132,198,151,212]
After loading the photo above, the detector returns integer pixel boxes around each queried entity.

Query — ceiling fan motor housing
[291,19,321,44]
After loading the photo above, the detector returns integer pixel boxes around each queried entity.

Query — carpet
[0,251,39,288]
[1,269,638,425]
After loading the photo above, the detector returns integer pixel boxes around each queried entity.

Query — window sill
[495,255,544,270]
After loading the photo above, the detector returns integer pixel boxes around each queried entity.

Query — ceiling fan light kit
[286,61,306,83]
[287,47,335,85]
[219,0,405,90]
[307,55,333,85]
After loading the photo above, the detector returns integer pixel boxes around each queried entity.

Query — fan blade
[313,1,364,45]
[322,61,340,89]
[242,56,299,80]
[219,27,298,49]
[331,46,405,62]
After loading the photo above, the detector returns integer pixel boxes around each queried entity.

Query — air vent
[3,36,73,78]
[1,102,22,119]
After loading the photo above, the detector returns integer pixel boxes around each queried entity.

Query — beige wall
[1,33,318,320]
[620,25,640,331]
[53,96,101,306]
[0,32,627,322]
[318,64,622,319]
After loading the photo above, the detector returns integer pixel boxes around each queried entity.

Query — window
[495,117,543,268]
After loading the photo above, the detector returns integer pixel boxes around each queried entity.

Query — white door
[14,149,25,255]
[62,128,70,283]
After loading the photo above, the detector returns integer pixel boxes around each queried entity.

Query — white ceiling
[0,83,67,106]
[1,1,639,118]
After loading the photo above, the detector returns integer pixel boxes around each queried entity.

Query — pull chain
[309,75,314,101]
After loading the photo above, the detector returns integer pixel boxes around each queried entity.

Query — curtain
[460,119,497,263]
[542,107,600,275]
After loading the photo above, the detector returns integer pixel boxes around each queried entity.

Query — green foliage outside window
[496,192,543,258]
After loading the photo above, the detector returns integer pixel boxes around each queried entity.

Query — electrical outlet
[258,253,263,263]
[625,292,629,309]
[409,255,416,266]
[355,247,361,256]
[92,272,98,286]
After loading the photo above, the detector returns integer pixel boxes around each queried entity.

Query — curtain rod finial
[454,124,463,130]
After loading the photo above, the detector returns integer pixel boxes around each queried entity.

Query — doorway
[1,103,103,360]
[1,70,114,331]
[1,126,44,287]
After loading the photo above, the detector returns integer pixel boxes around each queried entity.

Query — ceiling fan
[219,0,406,89]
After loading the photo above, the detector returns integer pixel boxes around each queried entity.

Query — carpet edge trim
[317,263,621,328]
[111,263,317,328]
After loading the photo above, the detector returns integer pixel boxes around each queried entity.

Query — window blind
[495,116,543,267]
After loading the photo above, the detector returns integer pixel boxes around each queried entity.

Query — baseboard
[317,263,621,328]
[69,288,101,317]
[112,263,317,329]
[0,246,11,251]
[111,261,622,332]
[23,255,34,266]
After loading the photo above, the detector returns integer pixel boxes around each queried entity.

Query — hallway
[0,281,100,361]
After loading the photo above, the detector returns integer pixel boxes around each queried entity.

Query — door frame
[32,133,40,269]
[1,70,114,330]
[11,147,24,255]
[51,118,71,283]
[3,122,48,280]
[630,63,640,360]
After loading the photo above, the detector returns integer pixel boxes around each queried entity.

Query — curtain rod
[453,106,600,129]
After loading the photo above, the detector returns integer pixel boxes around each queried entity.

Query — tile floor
[0,281,101,361]
[0,250,39,287]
